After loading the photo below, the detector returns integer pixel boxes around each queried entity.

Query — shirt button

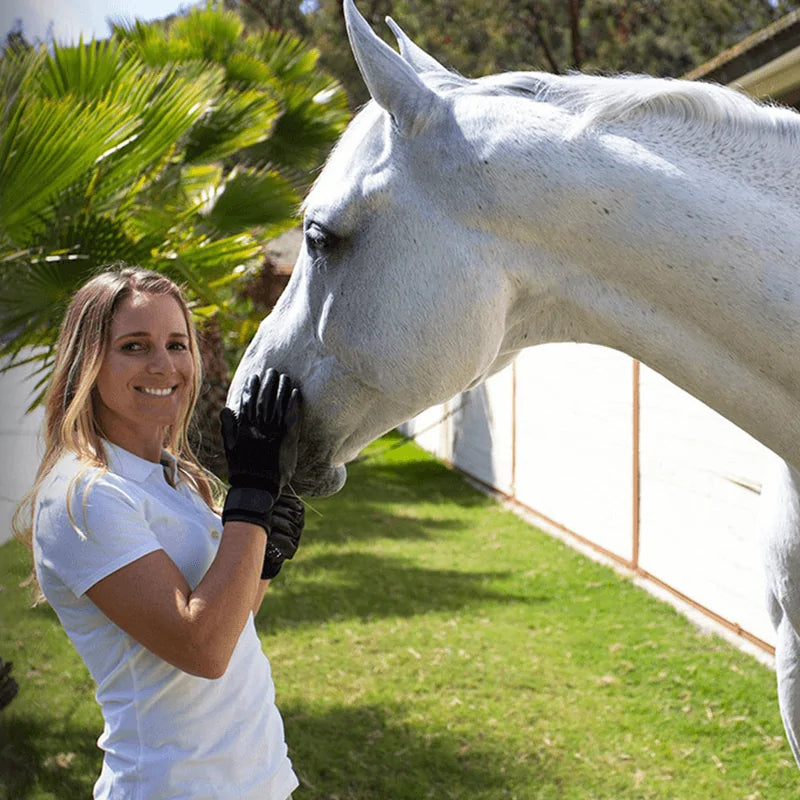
[210,528,221,539]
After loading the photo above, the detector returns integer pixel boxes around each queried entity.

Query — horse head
[229,0,531,495]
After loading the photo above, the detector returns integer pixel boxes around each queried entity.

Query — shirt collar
[104,440,179,485]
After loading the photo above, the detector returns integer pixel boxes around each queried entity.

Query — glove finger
[270,521,303,549]
[284,497,305,524]
[259,368,279,427]
[271,503,304,531]
[268,512,292,536]
[243,374,260,425]
[268,531,299,560]
[271,495,299,520]
[264,540,286,564]
[277,493,304,513]
[284,387,303,431]
[275,373,294,422]
[219,407,238,452]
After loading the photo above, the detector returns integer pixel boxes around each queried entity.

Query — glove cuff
[222,487,276,533]
[228,475,281,497]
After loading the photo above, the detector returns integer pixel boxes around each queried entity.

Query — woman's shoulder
[37,451,135,517]
[42,451,101,491]
[34,451,149,559]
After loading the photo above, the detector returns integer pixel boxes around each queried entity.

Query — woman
[15,266,304,799]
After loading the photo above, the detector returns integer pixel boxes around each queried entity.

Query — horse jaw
[343,0,442,136]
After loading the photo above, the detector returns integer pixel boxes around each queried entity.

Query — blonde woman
[16,266,304,799]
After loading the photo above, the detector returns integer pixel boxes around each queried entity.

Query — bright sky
[1,0,199,44]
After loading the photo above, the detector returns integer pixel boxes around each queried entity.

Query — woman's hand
[220,370,303,532]
[261,493,305,580]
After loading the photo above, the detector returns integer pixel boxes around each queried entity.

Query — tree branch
[530,10,562,74]
[566,0,583,69]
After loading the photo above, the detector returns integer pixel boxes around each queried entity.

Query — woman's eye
[168,342,188,351]
[121,342,144,352]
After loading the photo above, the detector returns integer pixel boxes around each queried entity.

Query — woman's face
[94,291,195,460]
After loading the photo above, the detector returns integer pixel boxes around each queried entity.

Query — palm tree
[0,5,349,471]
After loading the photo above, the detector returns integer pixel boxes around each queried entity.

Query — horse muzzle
[291,457,347,497]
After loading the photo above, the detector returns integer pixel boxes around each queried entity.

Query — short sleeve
[35,470,162,598]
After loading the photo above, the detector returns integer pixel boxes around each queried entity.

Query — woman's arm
[88,370,302,679]
[87,521,266,679]
[253,578,271,616]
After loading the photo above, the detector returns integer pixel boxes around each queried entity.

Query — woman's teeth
[139,387,174,396]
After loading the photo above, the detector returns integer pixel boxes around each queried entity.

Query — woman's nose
[146,346,174,373]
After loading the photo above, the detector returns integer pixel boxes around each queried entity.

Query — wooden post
[632,358,641,570]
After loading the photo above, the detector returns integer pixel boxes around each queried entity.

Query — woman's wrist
[221,486,276,533]
[222,519,269,536]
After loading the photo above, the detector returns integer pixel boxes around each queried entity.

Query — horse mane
[428,69,800,143]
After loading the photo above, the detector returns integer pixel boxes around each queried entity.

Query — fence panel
[402,343,777,654]
[513,345,635,562]
[637,365,775,646]
[449,367,515,495]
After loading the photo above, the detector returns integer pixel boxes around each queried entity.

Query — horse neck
[489,113,800,466]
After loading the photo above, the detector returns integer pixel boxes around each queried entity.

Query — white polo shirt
[33,442,299,800]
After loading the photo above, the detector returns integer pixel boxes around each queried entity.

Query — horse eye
[304,221,337,254]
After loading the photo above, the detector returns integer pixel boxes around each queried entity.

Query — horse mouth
[291,460,347,497]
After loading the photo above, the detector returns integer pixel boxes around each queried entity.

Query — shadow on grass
[283,702,547,800]
[301,501,467,546]
[328,447,492,508]
[257,551,552,631]
[300,455,499,548]
[0,713,100,799]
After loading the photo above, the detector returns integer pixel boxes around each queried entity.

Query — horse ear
[385,17,450,76]
[344,0,441,137]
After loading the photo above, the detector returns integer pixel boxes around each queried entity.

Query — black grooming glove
[261,493,305,580]
[220,370,302,532]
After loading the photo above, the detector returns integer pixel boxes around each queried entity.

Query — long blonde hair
[14,265,222,548]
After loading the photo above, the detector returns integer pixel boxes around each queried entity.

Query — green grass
[1,432,797,799]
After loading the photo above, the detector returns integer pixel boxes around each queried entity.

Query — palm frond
[167,5,244,62]
[202,166,299,237]
[0,254,93,338]
[0,4,349,413]
[89,64,225,207]
[225,50,273,86]
[0,42,47,128]
[0,96,141,243]
[239,62,349,174]
[37,38,139,101]
[183,88,280,163]
[113,18,188,67]
[252,29,320,82]
[162,234,263,287]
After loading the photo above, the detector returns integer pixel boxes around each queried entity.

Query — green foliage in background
[227,0,795,107]
[0,4,349,403]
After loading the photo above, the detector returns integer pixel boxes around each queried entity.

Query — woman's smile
[94,291,195,461]
[136,385,179,397]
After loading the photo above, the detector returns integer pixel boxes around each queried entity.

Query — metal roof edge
[684,9,800,86]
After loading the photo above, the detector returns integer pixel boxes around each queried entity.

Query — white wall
[0,358,45,544]
[637,365,773,645]
[401,343,776,653]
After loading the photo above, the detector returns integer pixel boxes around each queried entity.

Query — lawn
[1,433,796,799]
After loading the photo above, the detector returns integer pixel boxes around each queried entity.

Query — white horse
[229,0,800,765]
